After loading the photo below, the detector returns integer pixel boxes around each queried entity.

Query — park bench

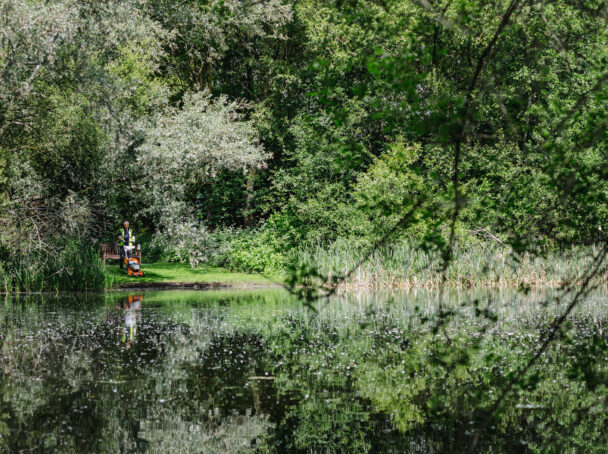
[100,243,142,264]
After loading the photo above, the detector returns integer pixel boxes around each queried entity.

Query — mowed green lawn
[106,262,272,287]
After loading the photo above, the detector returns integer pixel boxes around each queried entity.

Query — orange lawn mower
[123,245,144,277]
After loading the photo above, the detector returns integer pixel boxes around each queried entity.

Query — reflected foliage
[1,290,608,451]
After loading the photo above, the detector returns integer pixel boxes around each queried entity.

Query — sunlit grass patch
[105,262,272,288]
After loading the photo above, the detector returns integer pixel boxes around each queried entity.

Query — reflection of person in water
[122,295,143,349]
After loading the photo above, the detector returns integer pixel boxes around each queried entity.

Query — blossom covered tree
[137,92,270,265]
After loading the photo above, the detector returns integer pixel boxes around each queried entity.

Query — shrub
[223,227,288,278]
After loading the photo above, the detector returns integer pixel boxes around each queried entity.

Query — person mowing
[118,221,135,270]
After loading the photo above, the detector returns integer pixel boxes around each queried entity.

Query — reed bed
[0,245,106,293]
[291,240,606,289]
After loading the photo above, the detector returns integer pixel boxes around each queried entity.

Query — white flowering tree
[0,0,167,259]
[0,0,274,273]
[0,0,76,140]
[136,92,270,265]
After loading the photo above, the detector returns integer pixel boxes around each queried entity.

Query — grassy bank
[4,242,606,293]
[105,262,272,289]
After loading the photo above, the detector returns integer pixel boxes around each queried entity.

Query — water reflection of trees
[2,290,608,451]
[0,293,271,452]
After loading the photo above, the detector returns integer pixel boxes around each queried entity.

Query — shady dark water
[1,288,608,453]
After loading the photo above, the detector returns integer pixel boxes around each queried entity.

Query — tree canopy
[1,0,607,275]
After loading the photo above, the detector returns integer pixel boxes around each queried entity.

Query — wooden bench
[101,243,142,264]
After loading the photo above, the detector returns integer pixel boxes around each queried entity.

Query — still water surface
[0,288,606,452]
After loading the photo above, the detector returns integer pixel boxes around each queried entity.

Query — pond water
[0,287,607,452]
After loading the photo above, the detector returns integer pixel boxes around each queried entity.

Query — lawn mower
[123,245,144,277]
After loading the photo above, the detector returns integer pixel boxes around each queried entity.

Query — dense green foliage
[2,0,608,289]
[2,2,608,448]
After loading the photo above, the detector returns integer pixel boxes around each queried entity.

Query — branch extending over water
[284,199,423,306]
[441,0,521,275]
[471,241,608,450]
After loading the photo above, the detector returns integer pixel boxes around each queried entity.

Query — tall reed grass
[0,243,106,292]
[291,240,605,289]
